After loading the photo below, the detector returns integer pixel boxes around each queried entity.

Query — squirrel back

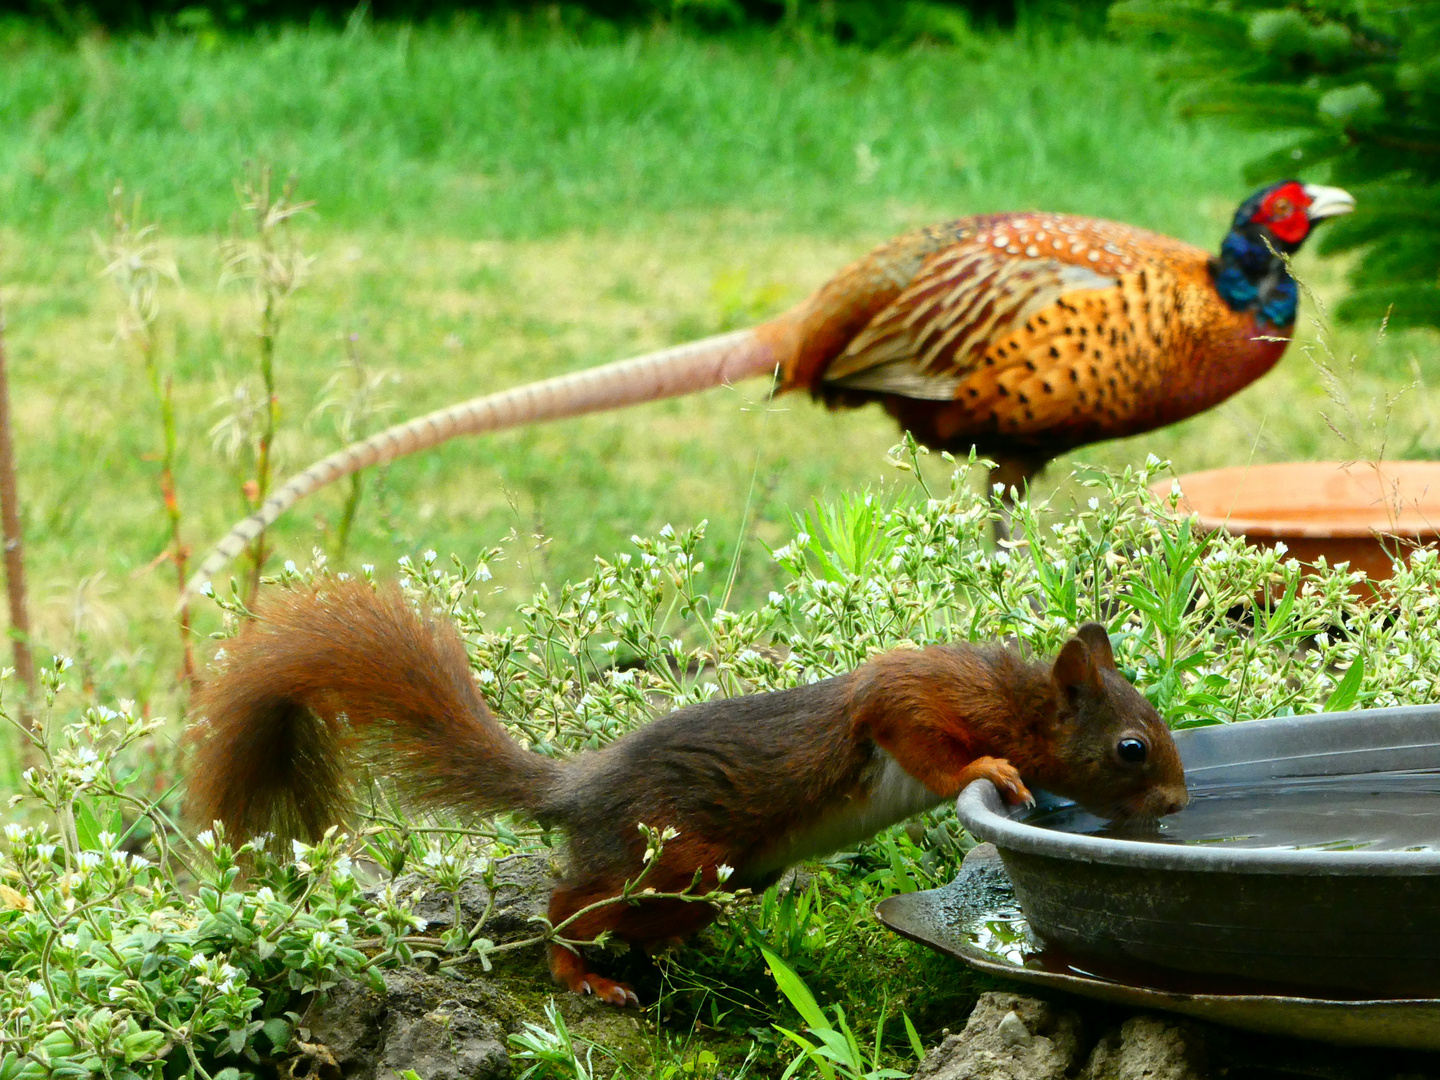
[189,582,1187,845]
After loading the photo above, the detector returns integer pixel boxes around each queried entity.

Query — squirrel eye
[1117,737,1148,764]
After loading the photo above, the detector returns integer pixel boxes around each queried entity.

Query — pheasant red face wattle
[1252,180,1311,244]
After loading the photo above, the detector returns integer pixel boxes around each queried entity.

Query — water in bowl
[1027,769,1440,851]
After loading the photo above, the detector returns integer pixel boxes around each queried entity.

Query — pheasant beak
[1302,184,1356,222]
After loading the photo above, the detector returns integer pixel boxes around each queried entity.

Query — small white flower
[196,830,216,851]
[284,560,298,573]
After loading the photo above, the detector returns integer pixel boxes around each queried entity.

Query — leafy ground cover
[7,459,1430,1079]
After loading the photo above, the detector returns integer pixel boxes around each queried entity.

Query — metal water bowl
[879,706,1440,1049]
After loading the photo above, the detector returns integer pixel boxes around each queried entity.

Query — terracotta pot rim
[1184,517,1439,541]
[1153,461,1440,541]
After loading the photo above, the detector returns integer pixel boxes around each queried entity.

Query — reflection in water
[971,910,1030,967]
[1026,770,1440,852]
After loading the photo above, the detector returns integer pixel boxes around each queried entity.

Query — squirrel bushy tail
[187,579,561,843]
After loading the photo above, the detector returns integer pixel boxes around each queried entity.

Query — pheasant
[188,180,1353,589]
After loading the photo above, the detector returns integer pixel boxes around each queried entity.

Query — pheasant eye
[1117,737,1148,764]
[1270,197,1292,218]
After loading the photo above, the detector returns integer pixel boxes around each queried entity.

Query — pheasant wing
[821,247,1117,401]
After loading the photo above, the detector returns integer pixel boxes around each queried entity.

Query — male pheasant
[189,180,1353,588]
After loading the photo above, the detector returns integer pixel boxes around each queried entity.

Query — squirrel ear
[1052,638,1095,693]
[1075,622,1115,670]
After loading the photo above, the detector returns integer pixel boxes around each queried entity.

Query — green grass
[0,23,1435,709]
[6,25,1285,238]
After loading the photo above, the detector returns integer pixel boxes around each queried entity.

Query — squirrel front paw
[962,756,1034,808]
[572,974,641,1007]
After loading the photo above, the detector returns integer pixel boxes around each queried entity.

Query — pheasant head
[1211,180,1355,328]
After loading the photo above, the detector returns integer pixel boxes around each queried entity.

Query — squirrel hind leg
[546,884,641,1007]
[546,851,730,1007]
[548,942,639,1008]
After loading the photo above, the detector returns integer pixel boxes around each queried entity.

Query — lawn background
[1,21,1435,709]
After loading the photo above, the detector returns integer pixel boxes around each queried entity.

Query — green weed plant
[9,453,1440,1076]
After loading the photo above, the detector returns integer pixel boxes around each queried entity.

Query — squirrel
[186,578,1188,1007]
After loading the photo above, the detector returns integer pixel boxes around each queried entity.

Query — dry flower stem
[102,190,195,684]
[0,295,35,711]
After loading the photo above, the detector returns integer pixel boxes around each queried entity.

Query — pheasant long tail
[185,328,776,595]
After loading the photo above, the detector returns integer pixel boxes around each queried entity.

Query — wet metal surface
[1029,771,1440,853]
[875,845,1440,1051]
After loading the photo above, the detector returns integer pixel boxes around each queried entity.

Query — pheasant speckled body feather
[768,210,1301,475]
[187,182,1353,589]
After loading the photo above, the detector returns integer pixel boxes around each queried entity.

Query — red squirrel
[187,579,1188,1006]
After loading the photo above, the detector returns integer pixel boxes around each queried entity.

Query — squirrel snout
[1113,783,1189,821]
[1147,784,1190,818]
